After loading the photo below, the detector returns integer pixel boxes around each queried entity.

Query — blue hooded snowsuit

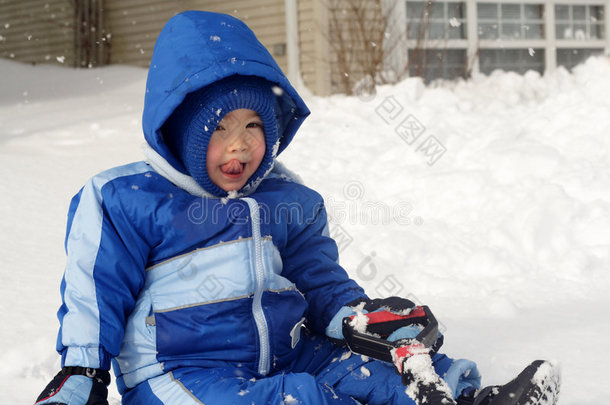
[52,10,475,405]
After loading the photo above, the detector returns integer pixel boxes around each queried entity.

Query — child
[34,10,559,405]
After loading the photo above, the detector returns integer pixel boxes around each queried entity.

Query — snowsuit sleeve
[56,174,150,370]
[280,192,367,335]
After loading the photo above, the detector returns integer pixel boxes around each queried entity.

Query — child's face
[206,108,266,192]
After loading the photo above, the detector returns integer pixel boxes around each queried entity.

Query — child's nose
[226,131,249,153]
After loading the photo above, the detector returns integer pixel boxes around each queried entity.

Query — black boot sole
[489,360,561,405]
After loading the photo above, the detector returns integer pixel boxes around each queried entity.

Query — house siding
[105,0,287,69]
[0,0,75,66]
[103,0,181,66]
[298,0,332,95]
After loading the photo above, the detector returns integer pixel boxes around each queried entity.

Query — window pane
[555,5,570,20]
[590,5,604,22]
[501,4,521,20]
[430,2,445,18]
[479,48,545,75]
[479,22,499,39]
[524,23,544,39]
[408,48,467,83]
[573,23,587,39]
[592,23,605,39]
[448,22,467,39]
[573,5,586,21]
[478,3,498,19]
[445,49,465,64]
[407,1,425,19]
[556,23,572,39]
[557,48,604,69]
[502,22,522,39]
[429,22,447,39]
[524,4,543,20]
[448,2,465,19]
[407,22,423,39]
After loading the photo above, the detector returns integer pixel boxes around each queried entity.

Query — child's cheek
[206,140,222,167]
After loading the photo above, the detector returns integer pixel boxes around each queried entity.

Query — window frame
[406,0,469,41]
[476,2,546,40]
[555,3,605,40]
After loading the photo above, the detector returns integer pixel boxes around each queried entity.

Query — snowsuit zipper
[243,197,271,375]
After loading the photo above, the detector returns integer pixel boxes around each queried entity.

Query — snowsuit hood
[142,11,310,192]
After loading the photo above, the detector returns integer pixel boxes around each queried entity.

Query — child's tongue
[221,159,244,175]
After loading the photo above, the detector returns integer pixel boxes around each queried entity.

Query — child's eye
[215,124,225,131]
[246,122,263,129]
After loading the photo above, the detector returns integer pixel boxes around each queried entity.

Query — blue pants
[122,333,462,404]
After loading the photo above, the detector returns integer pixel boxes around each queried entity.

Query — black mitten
[35,367,110,405]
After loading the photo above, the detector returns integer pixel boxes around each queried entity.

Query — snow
[360,366,371,377]
[348,309,370,333]
[284,393,299,404]
[1,56,610,403]
[531,361,562,405]
[339,351,352,362]
[401,352,454,402]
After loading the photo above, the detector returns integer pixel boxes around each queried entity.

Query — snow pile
[1,55,610,403]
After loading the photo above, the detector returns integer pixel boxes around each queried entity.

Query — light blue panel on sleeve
[61,162,150,368]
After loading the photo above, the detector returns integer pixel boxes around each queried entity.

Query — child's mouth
[220,159,246,178]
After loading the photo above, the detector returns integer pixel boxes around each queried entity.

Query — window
[477,2,545,40]
[557,48,604,69]
[555,4,605,40]
[400,0,608,82]
[479,48,545,74]
[406,1,468,40]
[408,49,468,82]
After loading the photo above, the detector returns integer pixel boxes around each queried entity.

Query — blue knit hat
[163,75,280,197]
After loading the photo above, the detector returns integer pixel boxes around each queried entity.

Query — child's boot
[456,360,560,405]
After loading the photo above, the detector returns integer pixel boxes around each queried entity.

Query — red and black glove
[335,296,444,354]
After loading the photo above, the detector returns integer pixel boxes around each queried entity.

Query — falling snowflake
[449,17,461,27]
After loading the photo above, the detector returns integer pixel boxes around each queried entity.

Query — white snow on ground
[1,56,609,403]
